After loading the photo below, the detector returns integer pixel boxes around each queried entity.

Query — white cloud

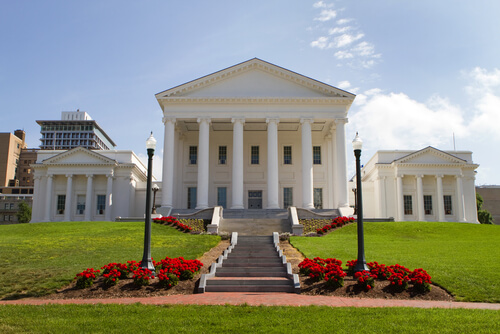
[315,9,337,22]
[334,50,353,59]
[352,41,379,58]
[329,26,351,35]
[337,81,351,89]
[310,36,329,49]
[332,33,364,48]
[313,1,333,8]
[336,18,352,25]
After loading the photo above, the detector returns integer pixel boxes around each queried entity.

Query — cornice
[159,97,353,105]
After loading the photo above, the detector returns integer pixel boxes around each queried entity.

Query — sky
[1,0,499,184]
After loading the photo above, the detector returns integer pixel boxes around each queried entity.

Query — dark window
[424,195,433,215]
[188,187,197,209]
[251,146,259,165]
[404,195,413,215]
[444,195,452,215]
[57,195,66,214]
[313,146,321,164]
[217,187,227,208]
[314,188,323,209]
[96,195,105,215]
[283,146,292,165]
[189,146,197,165]
[218,146,227,165]
[283,187,293,208]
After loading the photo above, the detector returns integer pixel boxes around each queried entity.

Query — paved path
[1,293,499,310]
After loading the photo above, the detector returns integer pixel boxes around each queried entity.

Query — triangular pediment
[43,147,117,165]
[155,58,355,100]
[394,147,466,164]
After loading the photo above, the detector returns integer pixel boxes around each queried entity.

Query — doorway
[248,190,262,209]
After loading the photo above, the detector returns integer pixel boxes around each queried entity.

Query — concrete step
[223,258,283,264]
[219,219,291,236]
[215,267,287,277]
[205,278,295,293]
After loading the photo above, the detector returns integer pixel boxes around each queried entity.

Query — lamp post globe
[141,132,156,274]
[352,132,368,272]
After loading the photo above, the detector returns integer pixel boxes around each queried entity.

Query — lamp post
[152,184,159,214]
[141,132,156,274]
[352,132,368,272]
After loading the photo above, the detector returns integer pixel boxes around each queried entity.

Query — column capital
[266,117,280,124]
[416,174,424,179]
[162,116,176,124]
[86,174,94,179]
[455,173,464,179]
[65,174,73,178]
[435,174,444,179]
[231,117,245,124]
[197,117,211,124]
[334,118,348,125]
[106,173,114,179]
[300,117,313,124]
[47,173,54,179]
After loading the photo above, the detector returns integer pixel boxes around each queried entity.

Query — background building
[37,111,116,151]
[476,185,499,224]
[0,130,27,187]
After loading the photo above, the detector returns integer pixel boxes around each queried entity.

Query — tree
[16,201,32,224]
[476,193,493,224]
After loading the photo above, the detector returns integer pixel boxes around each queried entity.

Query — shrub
[132,268,154,286]
[102,269,122,286]
[101,262,129,279]
[324,263,347,288]
[157,269,180,288]
[354,270,377,291]
[409,268,432,292]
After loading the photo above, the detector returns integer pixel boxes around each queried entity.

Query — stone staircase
[198,233,300,293]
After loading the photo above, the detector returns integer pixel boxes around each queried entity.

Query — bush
[16,201,31,224]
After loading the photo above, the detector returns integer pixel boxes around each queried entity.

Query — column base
[338,206,354,217]
[230,205,244,209]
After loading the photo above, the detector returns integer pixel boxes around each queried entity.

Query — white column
[44,174,54,222]
[335,118,349,208]
[456,174,466,222]
[396,174,404,221]
[379,176,387,218]
[416,175,425,221]
[64,174,73,221]
[161,117,176,207]
[231,117,245,209]
[85,174,93,221]
[330,127,338,209]
[374,176,381,218]
[436,174,445,222]
[301,118,314,209]
[196,117,210,209]
[267,118,280,209]
[105,173,114,221]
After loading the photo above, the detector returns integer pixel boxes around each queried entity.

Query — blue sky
[1,1,499,184]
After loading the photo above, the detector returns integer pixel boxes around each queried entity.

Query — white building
[155,58,355,215]
[31,147,149,222]
[353,147,479,223]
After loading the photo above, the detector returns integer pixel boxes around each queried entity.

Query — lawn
[0,221,220,300]
[290,221,500,303]
[0,304,498,333]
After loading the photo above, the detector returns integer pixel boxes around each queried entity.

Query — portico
[155,58,356,212]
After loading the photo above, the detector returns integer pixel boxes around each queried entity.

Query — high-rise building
[0,130,27,187]
[37,111,116,150]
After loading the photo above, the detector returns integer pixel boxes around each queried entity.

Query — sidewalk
[2,293,499,310]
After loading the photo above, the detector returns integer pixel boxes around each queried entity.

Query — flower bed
[298,257,432,294]
[300,216,355,235]
[73,256,203,289]
[153,216,207,233]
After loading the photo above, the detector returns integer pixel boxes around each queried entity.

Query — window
[283,187,293,208]
[251,146,259,165]
[4,203,8,209]
[444,195,453,215]
[314,188,323,209]
[189,146,197,165]
[57,195,66,215]
[76,195,86,215]
[403,195,413,215]
[218,146,227,165]
[96,195,106,215]
[217,187,227,208]
[313,146,321,164]
[283,146,292,165]
[187,187,197,209]
[424,195,433,215]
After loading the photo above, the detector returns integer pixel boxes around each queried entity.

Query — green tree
[16,201,32,224]
[476,193,493,224]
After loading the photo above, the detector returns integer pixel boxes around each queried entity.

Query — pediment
[155,58,355,100]
[43,147,117,165]
[394,147,466,165]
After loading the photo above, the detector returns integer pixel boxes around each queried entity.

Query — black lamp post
[152,184,159,214]
[352,132,368,272]
[141,132,156,274]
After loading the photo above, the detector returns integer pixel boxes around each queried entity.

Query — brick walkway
[1,293,499,309]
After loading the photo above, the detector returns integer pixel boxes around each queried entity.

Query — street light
[352,132,368,272]
[141,132,156,274]
[152,184,159,214]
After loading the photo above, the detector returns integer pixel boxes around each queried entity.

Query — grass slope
[0,221,220,300]
[290,222,500,303]
[0,304,498,333]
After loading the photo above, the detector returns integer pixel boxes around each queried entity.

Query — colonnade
[161,117,350,210]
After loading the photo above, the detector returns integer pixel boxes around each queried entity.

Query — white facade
[353,147,479,223]
[155,58,355,213]
[31,147,149,222]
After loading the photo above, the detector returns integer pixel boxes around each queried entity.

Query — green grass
[291,222,500,303]
[0,221,220,300]
[0,304,498,333]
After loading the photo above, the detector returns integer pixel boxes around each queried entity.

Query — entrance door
[248,191,262,209]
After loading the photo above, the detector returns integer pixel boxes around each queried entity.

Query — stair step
[205,285,295,293]
[224,258,282,264]
[222,262,283,268]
